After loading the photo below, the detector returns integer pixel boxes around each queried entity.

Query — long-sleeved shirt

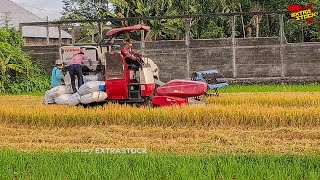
[68,54,93,65]
[121,44,142,61]
[51,67,64,87]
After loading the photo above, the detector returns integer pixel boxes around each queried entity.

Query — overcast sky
[11,0,63,21]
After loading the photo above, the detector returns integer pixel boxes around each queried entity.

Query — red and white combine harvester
[59,25,228,107]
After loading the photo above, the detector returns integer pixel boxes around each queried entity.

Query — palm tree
[109,0,183,41]
[109,0,237,40]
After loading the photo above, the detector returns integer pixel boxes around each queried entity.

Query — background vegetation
[0,26,50,94]
[61,0,320,42]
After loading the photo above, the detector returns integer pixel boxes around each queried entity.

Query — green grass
[0,151,319,180]
[219,84,320,93]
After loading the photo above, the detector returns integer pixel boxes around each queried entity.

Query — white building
[0,0,72,45]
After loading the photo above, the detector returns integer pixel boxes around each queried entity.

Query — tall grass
[0,150,319,180]
[0,93,320,127]
[208,92,320,107]
[1,103,320,127]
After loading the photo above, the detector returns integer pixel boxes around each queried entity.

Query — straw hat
[55,60,63,65]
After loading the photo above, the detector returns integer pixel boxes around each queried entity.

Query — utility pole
[99,0,103,40]
[239,3,246,38]
[140,19,145,51]
[46,16,50,45]
[185,18,191,78]
[58,25,62,47]
[3,12,11,29]
[232,16,237,79]
[279,14,286,78]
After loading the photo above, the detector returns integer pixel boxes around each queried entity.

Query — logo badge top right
[288,3,318,23]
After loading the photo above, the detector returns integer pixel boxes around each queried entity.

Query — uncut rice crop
[206,92,320,108]
[1,93,320,127]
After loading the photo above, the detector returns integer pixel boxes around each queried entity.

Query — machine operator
[121,38,144,68]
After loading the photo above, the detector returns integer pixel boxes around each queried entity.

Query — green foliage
[61,0,320,42]
[0,27,23,47]
[9,75,50,94]
[7,28,24,47]
[219,84,320,93]
[0,151,320,179]
[0,27,50,94]
[0,30,10,43]
[61,0,111,43]
[62,0,110,20]
[199,21,226,39]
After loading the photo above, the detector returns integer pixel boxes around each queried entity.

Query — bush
[9,75,50,94]
[0,27,49,94]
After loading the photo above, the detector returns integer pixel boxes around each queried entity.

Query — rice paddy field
[1,85,320,179]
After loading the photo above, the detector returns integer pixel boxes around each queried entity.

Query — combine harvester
[46,25,228,107]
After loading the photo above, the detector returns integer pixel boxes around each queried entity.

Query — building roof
[0,0,71,39]
[22,26,72,39]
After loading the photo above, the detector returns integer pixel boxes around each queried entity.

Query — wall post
[279,14,286,78]
[71,26,75,45]
[231,16,237,79]
[140,19,145,53]
[185,18,191,78]
[58,25,62,47]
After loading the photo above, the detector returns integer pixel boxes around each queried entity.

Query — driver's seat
[125,58,141,70]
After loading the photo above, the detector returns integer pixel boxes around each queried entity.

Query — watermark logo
[288,3,318,23]
[64,147,147,154]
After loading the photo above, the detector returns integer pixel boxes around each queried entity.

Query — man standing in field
[68,47,93,93]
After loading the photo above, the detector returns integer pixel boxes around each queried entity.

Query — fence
[21,11,320,83]
[19,10,319,46]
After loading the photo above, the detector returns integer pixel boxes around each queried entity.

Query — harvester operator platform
[121,38,144,68]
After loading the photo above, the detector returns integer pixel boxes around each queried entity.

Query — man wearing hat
[68,47,93,93]
[51,60,65,87]
[121,38,144,66]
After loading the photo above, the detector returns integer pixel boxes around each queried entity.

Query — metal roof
[0,0,71,39]
[22,26,72,39]
[0,0,35,16]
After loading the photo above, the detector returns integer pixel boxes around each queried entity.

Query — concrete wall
[23,45,60,73]
[23,37,320,83]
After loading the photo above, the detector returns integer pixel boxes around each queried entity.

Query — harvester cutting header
[44,25,228,107]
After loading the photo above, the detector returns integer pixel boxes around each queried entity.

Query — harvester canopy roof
[106,25,150,37]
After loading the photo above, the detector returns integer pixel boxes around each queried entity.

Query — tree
[62,0,112,43]
[0,52,24,91]
[62,0,110,20]
[61,0,320,42]
[0,26,50,93]
[109,0,184,40]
